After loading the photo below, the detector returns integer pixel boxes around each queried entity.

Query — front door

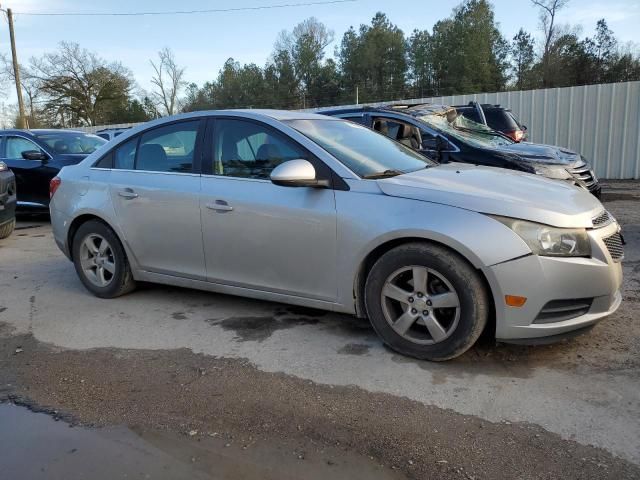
[109,120,206,280]
[1,135,50,206]
[200,118,338,301]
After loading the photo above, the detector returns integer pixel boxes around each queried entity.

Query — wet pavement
[0,403,403,480]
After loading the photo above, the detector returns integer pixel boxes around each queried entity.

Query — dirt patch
[0,329,638,480]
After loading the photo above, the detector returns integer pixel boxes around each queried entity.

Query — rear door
[109,120,206,280]
[1,135,51,207]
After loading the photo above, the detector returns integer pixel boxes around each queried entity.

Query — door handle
[206,200,233,212]
[118,189,139,199]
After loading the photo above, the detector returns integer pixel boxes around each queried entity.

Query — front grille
[603,233,624,262]
[534,298,594,324]
[592,210,612,228]
[568,163,596,188]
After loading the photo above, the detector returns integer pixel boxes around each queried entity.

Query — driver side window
[212,119,308,179]
[6,136,43,160]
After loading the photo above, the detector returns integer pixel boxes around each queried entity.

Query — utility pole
[6,8,27,128]
[355,85,359,105]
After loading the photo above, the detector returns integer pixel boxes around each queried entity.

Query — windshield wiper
[362,169,405,179]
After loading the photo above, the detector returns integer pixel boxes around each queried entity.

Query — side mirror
[270,159,329,188]
[22,150,48,161]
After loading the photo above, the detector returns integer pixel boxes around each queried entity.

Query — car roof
[0,129,91,136]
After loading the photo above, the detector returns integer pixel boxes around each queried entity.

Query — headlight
[492,216,591,257]
[0,162,7,172]
[533,165,572,180]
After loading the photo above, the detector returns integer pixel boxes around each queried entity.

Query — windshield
[418,112,514,149]
[286,119,435,178]
[35,132,107,155]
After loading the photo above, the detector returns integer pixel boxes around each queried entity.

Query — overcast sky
[2,0,639,105]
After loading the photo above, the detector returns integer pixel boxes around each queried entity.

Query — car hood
[495,142,581,166]
[378,163,603,228]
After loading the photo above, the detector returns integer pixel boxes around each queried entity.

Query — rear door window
[136,121,199,173]
[114,138,137,170]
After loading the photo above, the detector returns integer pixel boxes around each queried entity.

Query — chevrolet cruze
[49,111,623,360]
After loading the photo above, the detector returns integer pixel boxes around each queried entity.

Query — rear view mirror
[22,150,48,161]
[270,159,329,188]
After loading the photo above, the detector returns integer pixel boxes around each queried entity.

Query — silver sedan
[49,110,623,360]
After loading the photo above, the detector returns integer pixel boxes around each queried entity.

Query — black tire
[364,242,489,361]
[72,219,136,298]
[0,218,15,239]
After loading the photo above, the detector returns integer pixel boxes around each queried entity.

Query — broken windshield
[418,110,514,149]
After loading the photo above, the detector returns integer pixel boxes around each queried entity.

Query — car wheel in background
[72,220,136,298]
[0,218,15,239]
[364,242,489,361]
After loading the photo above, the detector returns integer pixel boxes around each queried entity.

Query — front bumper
[485,221,623,342]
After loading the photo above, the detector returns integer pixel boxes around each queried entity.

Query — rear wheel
[364,242,489,361]
[72,220,136,298]
[0,218,15,239]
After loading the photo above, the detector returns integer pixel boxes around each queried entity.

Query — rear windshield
[35,132,107,154]
[483,109,521,131]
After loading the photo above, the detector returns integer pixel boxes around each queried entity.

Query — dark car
[0,161,17,238]
[453,102,528,142]
[0,129,107,211]
[320,104,600,197]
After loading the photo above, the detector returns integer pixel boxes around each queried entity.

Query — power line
[8,0,357,17]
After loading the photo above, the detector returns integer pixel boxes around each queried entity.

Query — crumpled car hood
[378,163,602,228]
[495,142,581,166]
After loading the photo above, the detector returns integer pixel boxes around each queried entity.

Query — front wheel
[72,220,136,298]
[364,242,489,361]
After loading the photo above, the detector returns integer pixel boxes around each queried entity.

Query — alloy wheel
[79,234,116,287]
[380,266,460,345]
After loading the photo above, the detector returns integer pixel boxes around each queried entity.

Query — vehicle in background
[96,127,131,141]
[50,110,621,361]
[321,105,600,197]
[0,161,16,239]
[453,102,528,142]
[0,129,107,211]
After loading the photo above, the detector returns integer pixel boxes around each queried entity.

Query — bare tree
[0,53,41,126]
[150,47,186,116]
[531,0,569,86]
